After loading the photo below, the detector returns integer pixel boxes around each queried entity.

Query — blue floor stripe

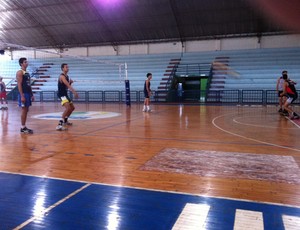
[0,172,300,229]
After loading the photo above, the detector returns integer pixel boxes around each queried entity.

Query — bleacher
[209,48,300,90]
[27,53,181,92]
[0,60,19,91]
[2,47,300,104]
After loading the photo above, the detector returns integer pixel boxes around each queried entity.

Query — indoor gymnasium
[0,0,300,229]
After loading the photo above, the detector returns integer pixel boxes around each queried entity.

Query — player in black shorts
[56,63,79,131]
[143,73,152,112]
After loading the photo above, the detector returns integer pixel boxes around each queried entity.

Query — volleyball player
[276,70,287,113]
[143,73,152,112]
[280,73,299,119]
[0,76,8,109]
[56,63,79,131]
[16,57,34,134]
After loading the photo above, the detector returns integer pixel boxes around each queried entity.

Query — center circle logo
[32,111,121,120]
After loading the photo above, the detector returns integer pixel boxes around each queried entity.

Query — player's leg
[19,93,33,134]
[278,91,283,112]
[143,91,148,112]
[56,96,69,131]
[63,102,75,125]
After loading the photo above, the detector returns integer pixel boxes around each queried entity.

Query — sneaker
[142,108,147,112]
[282,111,289,116]
[56,124,67,131]
[278,108,283,113]
[147,109,152,112]
[20,127,33,134]
[63,121,73,126]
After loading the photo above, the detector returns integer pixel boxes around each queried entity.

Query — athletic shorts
[0,91,6,99]
[58,95,72,106]
[18,93,32,107]
[278,90,283,97]
[144,91,150,98]
[286,93,298,104]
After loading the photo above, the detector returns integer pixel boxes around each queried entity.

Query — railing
[7,89,298,105]
[165,64,179,90]
[175,63,212,77]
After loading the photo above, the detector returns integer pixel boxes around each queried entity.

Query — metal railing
[7,89,298,105]
[175,63,212,77]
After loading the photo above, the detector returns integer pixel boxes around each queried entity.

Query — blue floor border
[0,172,299,229]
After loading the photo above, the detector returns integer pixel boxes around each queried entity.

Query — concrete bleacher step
[210,85,225,89]
[212,76,226,79]
[3,48,299,95]
[211,80,225,84]
[31,86,40,90]
[208,56,230,92]
[39,66,52,69]
[158,86,167,90]
[169,59,181,64]
[157,57,182,92]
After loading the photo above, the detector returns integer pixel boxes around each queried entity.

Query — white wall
[260,34,300,48]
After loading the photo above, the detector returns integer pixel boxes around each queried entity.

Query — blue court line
[1,172,300,229]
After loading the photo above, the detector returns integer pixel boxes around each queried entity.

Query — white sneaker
[56,124,67,131]
[142,108,147,112]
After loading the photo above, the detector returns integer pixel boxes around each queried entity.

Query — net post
[124,62,130,106]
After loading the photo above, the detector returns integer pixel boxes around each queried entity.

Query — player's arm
[60,75,78,98]
[29,77,34,101]
[276,77,280,91]
[1,81,6,90]
[280,82,287,97]
[16,70,25,103]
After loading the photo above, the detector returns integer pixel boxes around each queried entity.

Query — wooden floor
[1,102,299,204]
[1,102,300,228]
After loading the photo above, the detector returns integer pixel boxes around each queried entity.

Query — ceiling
[0,0,296,49]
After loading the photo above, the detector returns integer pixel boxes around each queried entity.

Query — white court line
[234,209,264,230]
[212,113,300,152]
[285,116,300,129]
[282,215,300,230]
[172,203,210,230]
[13,183,91,230]
[232,117,297,129]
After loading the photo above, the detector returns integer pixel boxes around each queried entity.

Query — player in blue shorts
[16,57,34,134]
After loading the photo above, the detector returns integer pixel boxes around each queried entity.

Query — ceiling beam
[168,0,184,46]
[10,0,59,50]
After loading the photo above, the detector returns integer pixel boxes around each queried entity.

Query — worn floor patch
[140,148,300,184]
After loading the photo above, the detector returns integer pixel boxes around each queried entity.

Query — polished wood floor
[1,102,300,208]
